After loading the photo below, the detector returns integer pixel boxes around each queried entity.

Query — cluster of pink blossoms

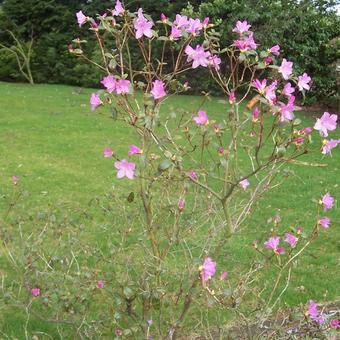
[318,192,335,229]
[103,145,142,180]
[307,300,339,328]
[232,20,257,52]
[185,44,221,70]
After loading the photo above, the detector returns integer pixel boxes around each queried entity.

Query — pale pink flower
[265,80,277,105]
[229,91,236,104]
[283,82,295,96]
[269,44,280,56]
[30,288,40,297]
[134,9,153,39]
[114,159,136,179]
[90,93,102,111]
[322,139,340,154]
[264,236,280,251]
[12,176,18,185]
[188,170,198,180]
[170,25,182,40]
[112,0,124,16]
[280,95,295,122]
[220,271,228,280]
[103,148,113,158]
[96,280,104,289]
[314,112,337,137]
[297,73,311,91]
[151,80,166,99]
[278,58,293,80]
[209,55,221,70]
[284,233,298,248]
[76,11,87,27]
[239,179,250,190]
[321,192,334,211]
[232,20,251,34]
[101,75,116,93]
[115,79,131,94]
[201,257,216,282]
[308,300,325,324]
[185,45,211,69]
[244,32,257,50]
[178,198,185,211]
[193,110,209,125]
[173,14,189,29]
[186,18,203,35]
[128,144,142,155]
[318,217,330,229]
[252,107,260,122]
[252,79,267,94]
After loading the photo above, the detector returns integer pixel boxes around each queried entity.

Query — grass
[0,81,339,337]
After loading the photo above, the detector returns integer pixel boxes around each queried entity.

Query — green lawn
[0,82,339,337]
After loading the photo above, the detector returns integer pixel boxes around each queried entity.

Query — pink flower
[114,159,136,179]
[103,148,113,158]
[188,170,198,180]
[112,0,124,16]
[90,93,102,111]
[209,55,221,70]
[278,58,293,80]
[186,18,203,35]
[265,80,277,105]
[128,144,142,155]
[314,112,337,137]
[193,110,209,125]
[280,95,295,122]
[269,44,280,56]
[101,75,116,93]
[321,193,334,211]
[170,25,182,40]
[76,11,87,27]
[203,17,209,28]
[185,45,211,69]
[12,175,18,185]
[151,80,166,99]
[265,56,273,65]
[239,179,250,190]
[30,288,40,297]
[178,198,185,211]
[308,300,325,324]
[297,73,311,91]
[252,107,260,122]
[232,20,251,34]
[160,13,167,22]
[330,319,339,328]
[322,139,340,154]
[252,79,267,94]
[299,127,312,135]
[115,79,131,94]
[244,32,257,50]
[220,271,228,280]
[264,236,280,251]
[96,280,104,289]
[218,147,225,156]
[173,14,189,29]
[201,257,216,282]
[318,217,330,229]
[284,233,298,248]
[283,82,295,96]
[229,91,236,104]
[234,32,257,52]
[134,9,153,39]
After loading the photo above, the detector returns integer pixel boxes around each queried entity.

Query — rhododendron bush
[2,2,338,338]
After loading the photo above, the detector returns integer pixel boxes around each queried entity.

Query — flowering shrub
[1,1,338,338]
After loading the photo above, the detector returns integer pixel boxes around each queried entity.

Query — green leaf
[158,159,172,171]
